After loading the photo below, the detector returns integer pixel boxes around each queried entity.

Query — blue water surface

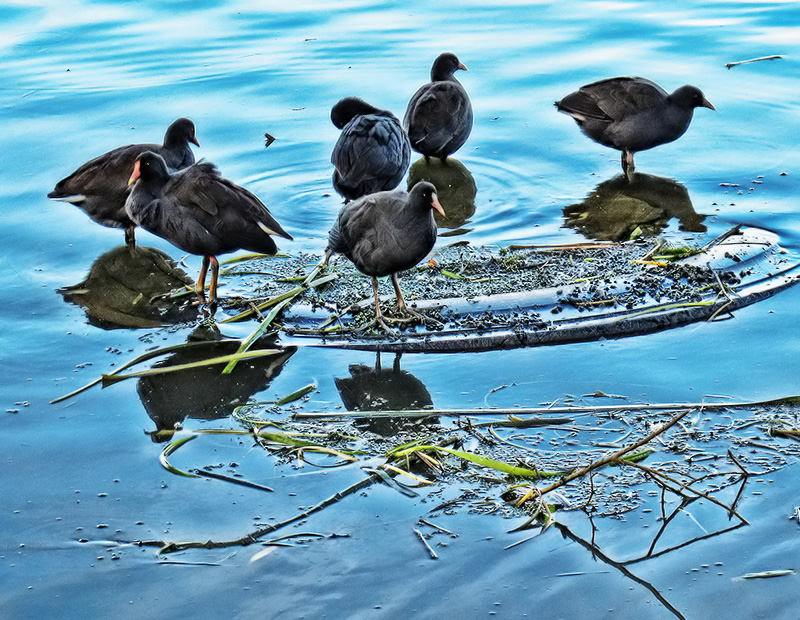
[3,1,800,618]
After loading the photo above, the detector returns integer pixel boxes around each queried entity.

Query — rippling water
[4,1,800,618]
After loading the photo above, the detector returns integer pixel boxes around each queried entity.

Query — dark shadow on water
[335,352,438,436]
[563,173,707,242]
[408,156,477,237]
[58,245,197,328]
[138,325,295,441]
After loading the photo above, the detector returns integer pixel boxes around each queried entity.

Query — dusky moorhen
[404,53,473,163]
[555,77,714,178]
[324,181,444,331]
[125,151,292,305]
[48,118,199,247]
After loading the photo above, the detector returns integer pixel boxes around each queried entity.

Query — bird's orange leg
[207,255,220,306]
[196,256,210,301]
[370,276,395,333]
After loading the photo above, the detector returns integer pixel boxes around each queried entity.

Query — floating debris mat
[277,226,800,353]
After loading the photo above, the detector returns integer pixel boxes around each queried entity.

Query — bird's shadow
[335,352,438,436]
[562,172,707,242]
[138,325,296,441]
[58,245,198,329]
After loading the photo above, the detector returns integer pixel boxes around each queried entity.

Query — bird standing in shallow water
[555,77,714,179]
[48,118,199,247]
[324,181,444,332]
[404,52,473,163]
[125,151,292,306]
[330,97,411,202]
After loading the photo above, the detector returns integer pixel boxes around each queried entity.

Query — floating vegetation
[48,227,800,610]
[121,391,800,561]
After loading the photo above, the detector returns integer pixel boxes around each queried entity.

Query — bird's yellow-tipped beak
[432,194,445,217]
[458,62,468,72]
[702,97,715,111]
[128,159,141,186]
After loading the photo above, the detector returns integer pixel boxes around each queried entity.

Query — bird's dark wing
[404,82,469,150]
[557,77,668,122]
[164,163,292,253]
[328,193,385,256]
[328,192,412,276]
[49,143,156,199]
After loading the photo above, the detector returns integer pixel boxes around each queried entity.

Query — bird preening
[330,97,411,202]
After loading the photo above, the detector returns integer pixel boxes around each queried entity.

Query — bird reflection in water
[58,245,197,329]
[335,352,437,436]
[408,156,477,236]
[563,172,707,242]
[138,325,295,441]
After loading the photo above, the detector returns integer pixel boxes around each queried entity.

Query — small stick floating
[725,55,784,69]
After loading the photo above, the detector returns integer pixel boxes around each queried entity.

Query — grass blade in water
[393,445,553,478]
[51,339,241,404]
[102,349,284,386]
[275,383,315,406]
[160,436,201,478]
[221,298,293,375]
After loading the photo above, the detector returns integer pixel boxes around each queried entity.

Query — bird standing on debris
[125,151,292,306]
[324,181,444,331]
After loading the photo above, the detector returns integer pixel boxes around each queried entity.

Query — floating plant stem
[414,528,438,559]
[160,436,201,478]
[274,383,316,406]
[294,399,800,420]
[101,349,284,386]
[51,339,241,403]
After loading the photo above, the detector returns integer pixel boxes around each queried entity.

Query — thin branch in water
[418,519,457,537]
[414,528,439,559]
[536,409,694,496]
[136,470,381,553]
[551,521,687,620]
[725,55,784,69]
[622,460,749,525]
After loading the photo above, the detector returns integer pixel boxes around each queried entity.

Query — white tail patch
[257,221,278,236]
[51,194,86,204]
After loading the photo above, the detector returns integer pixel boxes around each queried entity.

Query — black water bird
[48,118,199,247]
[324,181,444,331]
[125,152,292,305]
[555,77,714,178]
[330,97,411,202]
[404,52,473,163]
